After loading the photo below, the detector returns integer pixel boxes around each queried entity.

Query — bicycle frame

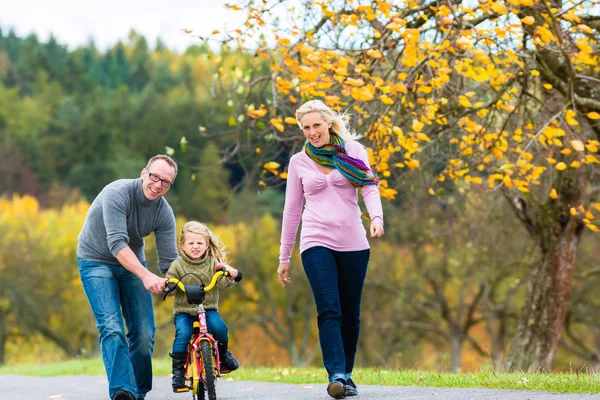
[187,302,221,382]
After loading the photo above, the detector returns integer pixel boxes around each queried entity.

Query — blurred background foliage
[0,27,598,372]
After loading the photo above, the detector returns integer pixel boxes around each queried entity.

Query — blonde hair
[147,154,178,180]
[295,100,361,141]
[180,221,227,263]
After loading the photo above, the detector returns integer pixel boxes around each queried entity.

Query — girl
[166,221,239,392]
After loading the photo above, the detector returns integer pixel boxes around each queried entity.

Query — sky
[0,0,244,52]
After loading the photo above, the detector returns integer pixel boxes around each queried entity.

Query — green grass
[1,358,599,394]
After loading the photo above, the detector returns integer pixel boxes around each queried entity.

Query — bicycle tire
[188,348,205,399]
[201,340,217,400]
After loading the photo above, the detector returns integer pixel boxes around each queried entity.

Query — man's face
[141,159,176,201]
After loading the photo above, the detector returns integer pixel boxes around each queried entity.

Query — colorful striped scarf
[305,133,379,187]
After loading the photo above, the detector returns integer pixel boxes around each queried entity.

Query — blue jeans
[301,246,370,383]
[172,310,229,353]
[78,258,155,399]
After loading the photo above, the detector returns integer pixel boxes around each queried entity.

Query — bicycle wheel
[188,349,205,399]
[200,340,217,400]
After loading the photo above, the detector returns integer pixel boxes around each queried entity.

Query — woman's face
[181,231,209,260]
[301,112,331,148]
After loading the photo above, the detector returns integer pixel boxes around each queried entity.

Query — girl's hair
[180,221,227,263]
[295,100,361,141]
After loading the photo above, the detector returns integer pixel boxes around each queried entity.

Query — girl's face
[181,231,209,260]
[301,112,331,148]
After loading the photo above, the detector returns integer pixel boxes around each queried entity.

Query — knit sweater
[165,252,235,315]
[279,140,384,263]
[77,178,178,274]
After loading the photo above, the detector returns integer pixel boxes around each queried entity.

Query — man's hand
[277,263,291,288]
[142,273,167,294]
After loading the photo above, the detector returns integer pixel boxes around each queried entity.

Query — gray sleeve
[102,187,131,257]
[155,203,179,274]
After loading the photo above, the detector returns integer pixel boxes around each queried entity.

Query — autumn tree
[210,0,600,371]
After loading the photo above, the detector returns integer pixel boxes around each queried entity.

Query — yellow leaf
[255,147,261,154]
[392,126,403,136]
[587,224,600,233]
[380,95,394,105]
[429,188,435,196]
[345,78,365,87]
[263,161,281,170]
[412,120,424,132]
[459,96,472,108]
[417,133,431,142]
[366,49,383,59]
[555,162,567,170]
[280,172,288,179]
[571,161,581,168]
[571,140,585,152]
[212,30,220,35]
[406,159,420,169]
[543,84,553,90]
[521,16,535,25]
[284,117,298,125]
[531,70,540,76]
[549,188,558,199]
[565,110,579,126]
[570,207,578,216]
[587,112,600,120]
[491,2,507,15]
[270,119,285,132]
[247,108,268,119]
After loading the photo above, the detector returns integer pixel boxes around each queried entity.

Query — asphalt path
[1,375,598,400]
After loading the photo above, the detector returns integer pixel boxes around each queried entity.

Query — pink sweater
[279,141,384,263]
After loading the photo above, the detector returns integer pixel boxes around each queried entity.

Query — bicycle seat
[185,284,206,305]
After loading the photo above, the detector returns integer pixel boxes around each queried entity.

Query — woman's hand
[277,262,291,287]
[370,221,385,238]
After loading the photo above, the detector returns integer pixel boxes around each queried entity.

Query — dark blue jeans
[78,258,155,399]
[301,246,370,383]
[172,310,229,353]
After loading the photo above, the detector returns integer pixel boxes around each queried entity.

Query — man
[77,155,179,400]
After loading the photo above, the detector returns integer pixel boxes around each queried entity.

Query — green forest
[0,24,598,374]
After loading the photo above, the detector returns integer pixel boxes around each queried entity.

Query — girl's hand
[370,221,385,238]
[224,265,238,279]
[277,263,291,288]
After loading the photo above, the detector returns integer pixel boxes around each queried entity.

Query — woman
[277,100,384,399]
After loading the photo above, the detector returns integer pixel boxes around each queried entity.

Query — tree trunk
[450,334,462,373]
[507,171,587,371]
[0,308,7,365]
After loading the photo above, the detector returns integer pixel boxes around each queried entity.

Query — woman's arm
[279,157,304,263]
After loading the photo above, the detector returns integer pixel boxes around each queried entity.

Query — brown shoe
[327,380,346,399]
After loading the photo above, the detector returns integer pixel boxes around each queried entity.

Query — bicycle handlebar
[163,266,243,301]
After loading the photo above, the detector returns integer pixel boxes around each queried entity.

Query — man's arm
[116,246,166,294]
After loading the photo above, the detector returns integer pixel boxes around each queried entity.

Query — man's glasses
[146,169,173,188]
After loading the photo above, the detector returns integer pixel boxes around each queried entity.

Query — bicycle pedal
[174,387,190,393]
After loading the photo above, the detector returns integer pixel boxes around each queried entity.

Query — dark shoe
[112,390,136,400]
[345,378,358,396]
[327,380,346,399]
[220,351,239,372]
[170,351,188,391]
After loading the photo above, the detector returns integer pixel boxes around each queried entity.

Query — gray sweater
[77,178,179,274]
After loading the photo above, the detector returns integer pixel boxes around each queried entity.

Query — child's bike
[163,266,243,400]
